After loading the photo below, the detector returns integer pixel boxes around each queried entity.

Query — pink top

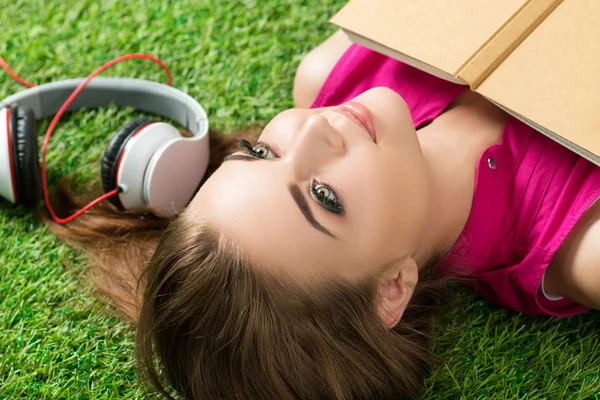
[311,44,600,317]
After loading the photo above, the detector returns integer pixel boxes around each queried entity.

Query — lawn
[1,0,598,398]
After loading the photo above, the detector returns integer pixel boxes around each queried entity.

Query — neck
[411,125,473,268]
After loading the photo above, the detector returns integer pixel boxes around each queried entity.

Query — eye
[310,180,344,215]
[252,144,271,159]
[239,139,277,160]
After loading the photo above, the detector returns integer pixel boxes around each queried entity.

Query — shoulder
[293,30,353,108]
[544,197,600,310]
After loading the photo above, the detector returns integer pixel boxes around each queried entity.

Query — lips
[334,101,377,143]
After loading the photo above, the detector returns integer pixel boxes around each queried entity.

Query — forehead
[188,159,343,280]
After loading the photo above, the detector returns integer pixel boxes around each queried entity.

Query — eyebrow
[222,155,336,239]
[288,183,336,239]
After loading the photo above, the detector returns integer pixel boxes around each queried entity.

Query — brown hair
[48,130,449,399]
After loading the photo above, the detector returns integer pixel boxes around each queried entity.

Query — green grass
[0,0,598,398]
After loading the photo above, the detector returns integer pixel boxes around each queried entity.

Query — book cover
[331,0,600,166]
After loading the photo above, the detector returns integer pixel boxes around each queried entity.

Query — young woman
[52,30,600,399]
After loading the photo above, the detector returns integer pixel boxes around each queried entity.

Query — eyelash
[310,181,344,215]
[239,138,256,153]
[235,139,345,214]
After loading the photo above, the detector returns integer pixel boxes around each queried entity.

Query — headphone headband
[0,77,209,138]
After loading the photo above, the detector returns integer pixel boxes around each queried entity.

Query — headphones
[0,76,209,219]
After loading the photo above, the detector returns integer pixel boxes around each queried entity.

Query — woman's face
[189,87,433,283]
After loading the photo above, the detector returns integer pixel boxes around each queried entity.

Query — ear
[376,257,419,328]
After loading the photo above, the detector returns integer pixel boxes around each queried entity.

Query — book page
[331,0,529,77]
[477,0,600,160]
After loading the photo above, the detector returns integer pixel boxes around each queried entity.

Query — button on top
[487,157,497,169]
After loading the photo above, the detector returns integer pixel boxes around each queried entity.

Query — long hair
[48,129,449,399]
[46,130,248,320]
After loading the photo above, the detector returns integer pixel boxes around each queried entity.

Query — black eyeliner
[223,154,259,162]
[310,184,345,215]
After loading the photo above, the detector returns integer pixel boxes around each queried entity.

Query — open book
[331,0,600,166]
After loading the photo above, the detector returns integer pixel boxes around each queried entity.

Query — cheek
[339,153,429,250]
[332,158,398,238]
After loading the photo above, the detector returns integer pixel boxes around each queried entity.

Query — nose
[287,113,345,179]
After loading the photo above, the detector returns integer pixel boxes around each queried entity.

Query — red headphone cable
[0,54,173,224]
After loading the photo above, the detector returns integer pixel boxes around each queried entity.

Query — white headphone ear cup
[115,122,181,211]
[144,134,210,217]
[0,107,17,203]
[102,117,154,207]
